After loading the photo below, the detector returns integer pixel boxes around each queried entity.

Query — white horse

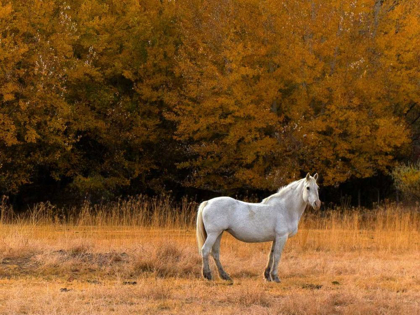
[196,173,321,282]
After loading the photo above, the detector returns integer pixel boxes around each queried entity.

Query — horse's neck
[270,181,307,221]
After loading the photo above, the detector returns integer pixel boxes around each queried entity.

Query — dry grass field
[0,197,419,314]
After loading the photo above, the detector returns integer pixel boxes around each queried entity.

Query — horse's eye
[307,187,310,190]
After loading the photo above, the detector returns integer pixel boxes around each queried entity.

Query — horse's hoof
[220,273,232,281]
[271,275,281,283]
[264,275,272,282]
[203,271,213,280]
[264,269,272,281]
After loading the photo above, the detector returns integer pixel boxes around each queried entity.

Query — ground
[0,225,419,314]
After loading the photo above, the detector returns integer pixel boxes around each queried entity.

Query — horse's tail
[196,201,208,254]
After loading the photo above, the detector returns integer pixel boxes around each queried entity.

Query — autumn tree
[170,0,414,192]
[0,0,418,202]
[0,0,182,200]
[285,0,413,185]
[0,1,77,194]
[169,0,299,192]
[65,0,182,198]
[392,161,420,201]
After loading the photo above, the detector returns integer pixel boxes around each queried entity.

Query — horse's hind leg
[212,232,231,281]
[201,232,220,280]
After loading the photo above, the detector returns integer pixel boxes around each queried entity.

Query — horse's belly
[227,226,275,243]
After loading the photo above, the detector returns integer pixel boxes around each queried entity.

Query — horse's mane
[261,178,304,204]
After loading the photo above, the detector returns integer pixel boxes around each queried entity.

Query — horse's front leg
[270,234,288,283]
[264,241,275,281]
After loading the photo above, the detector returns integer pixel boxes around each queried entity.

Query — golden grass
[0,197,419,314]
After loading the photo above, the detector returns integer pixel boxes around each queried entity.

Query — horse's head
[303,173,321,210]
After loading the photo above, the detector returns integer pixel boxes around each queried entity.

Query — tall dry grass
[0,195,198,228]
[0,196,419,314]
[0,195,419,252]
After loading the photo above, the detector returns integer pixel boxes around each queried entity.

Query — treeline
[0,0,419,206]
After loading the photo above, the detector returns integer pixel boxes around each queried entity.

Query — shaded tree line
[0,0,419,208]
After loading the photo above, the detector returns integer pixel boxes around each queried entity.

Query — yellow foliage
[0,0,418,196]
[393,162,420,201]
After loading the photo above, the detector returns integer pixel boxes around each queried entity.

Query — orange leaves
[0,83,18,102]
[23,127,39,144]
[0,0,417,197]
[0,3,12,19]
[170,0,416,191]
[0,114,18,146]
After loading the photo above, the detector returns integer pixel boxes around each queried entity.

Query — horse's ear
[306,173,311,180]
[314,173,318,181]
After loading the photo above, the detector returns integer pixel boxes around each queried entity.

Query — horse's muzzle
[313,200,321,210]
